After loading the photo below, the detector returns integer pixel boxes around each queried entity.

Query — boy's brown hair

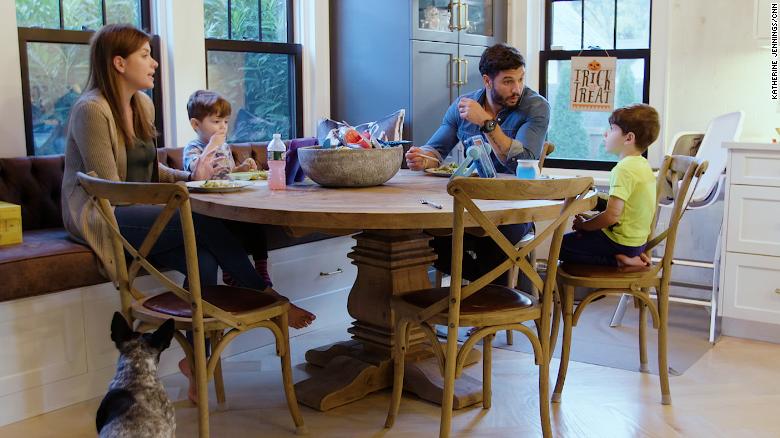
[187,90,231,121]
[608,103,660,151]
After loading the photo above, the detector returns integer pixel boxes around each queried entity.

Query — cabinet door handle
[320,268,343,277]
[452,57,464,86]
[460,58,469,84]
[448,1,459,32]
[461,2,468,31]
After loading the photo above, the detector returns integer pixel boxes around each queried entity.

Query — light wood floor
[1,321,779,438]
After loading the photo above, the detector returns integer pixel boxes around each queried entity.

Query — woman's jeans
[115,204,267,290]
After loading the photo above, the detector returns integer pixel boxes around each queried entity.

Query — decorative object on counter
[297,145,403,187]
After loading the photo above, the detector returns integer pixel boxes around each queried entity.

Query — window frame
[539,0,653,171]
[203,0,303,140]
[16,1,163,155]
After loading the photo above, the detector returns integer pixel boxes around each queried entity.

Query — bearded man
[406,43,551,283]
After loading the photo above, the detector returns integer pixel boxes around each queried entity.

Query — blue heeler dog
[96,312,176,437]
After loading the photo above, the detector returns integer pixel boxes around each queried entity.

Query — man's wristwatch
[480,119,497,133]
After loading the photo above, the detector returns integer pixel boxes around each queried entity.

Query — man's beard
[491,88,521,109]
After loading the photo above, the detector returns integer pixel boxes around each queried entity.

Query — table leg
[294,230,482,411]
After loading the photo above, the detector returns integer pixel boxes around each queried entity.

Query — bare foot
[615,253,650,267]
[178,358,198,405]
[289,304,316,329]
[640,253,652,265]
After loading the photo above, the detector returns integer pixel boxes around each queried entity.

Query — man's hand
[457,97,492,126]
[572,214,586,231]
[405,146,439,171]
[233,158,258,172]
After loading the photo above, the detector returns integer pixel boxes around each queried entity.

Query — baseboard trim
[722,317,780,344]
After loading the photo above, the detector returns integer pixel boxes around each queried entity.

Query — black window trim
[203,0,303,140]
[17,1,163,155]
[540,0,653,171]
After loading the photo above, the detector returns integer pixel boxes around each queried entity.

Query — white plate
[185,180,252,193]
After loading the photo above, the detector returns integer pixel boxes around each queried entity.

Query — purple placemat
[286,137,318,185]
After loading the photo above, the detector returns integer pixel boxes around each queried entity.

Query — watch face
[482,119,497,132]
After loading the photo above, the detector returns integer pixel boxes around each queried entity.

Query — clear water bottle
[267,133,286,190]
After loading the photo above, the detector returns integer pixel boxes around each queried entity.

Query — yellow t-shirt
[603,155,656,247]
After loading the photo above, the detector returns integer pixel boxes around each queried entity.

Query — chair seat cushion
[560,262,652,278]
[142,285,284,318]
[401,285,534,315]
[0,229,106,301]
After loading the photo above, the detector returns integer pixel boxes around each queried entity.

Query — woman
[61,24,314,403]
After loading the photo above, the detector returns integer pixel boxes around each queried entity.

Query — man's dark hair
[479,44,526,79]
[608,104,660,151]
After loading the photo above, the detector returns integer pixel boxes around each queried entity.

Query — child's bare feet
[640,252,652,265]
[289,304,316,329]
[615,253,650,267]
[178,358,198,404]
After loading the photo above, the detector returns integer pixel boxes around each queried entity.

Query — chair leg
[549,288,562,358]
[482,333,494,409]
[552,284,574,403]
[192,322,210,438]
[538,336,552,438]
[274,312,306,434]
[505,329,514,345]
[210,331,227,408]
[637,295,649,373]
[385,319,410,429]
[657,286,672,405]
[439,323,460,438]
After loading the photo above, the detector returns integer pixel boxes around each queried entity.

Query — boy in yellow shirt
[560,104,659,267]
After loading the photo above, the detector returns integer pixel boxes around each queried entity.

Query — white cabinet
[721,142,780,341]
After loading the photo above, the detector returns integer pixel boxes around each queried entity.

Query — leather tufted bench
[0,155,105,301]
[0,137,337,302]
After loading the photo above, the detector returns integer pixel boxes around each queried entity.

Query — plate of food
[185,180,252,193]
[424,162,459,177]
[227,170,268,181]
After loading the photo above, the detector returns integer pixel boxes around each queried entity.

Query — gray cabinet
[330,0,506,148]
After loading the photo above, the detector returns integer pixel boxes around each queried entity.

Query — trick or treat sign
[570,56,616,112]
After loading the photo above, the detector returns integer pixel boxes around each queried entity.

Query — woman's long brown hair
[86,24,157,145]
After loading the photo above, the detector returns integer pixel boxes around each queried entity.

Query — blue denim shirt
[421,87,550,174]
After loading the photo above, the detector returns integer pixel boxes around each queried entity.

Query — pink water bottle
[267,133,286,190]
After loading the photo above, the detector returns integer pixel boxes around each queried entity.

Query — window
[16,0,160,155]
[540,0,652,170]
[204,0,302,142]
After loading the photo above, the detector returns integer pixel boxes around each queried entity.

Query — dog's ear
[149,319,176,352]
[110,312,134,349]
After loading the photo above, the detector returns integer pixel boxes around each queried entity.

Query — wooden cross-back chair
[432,142,557,345]
[76,172,305,438]
[385,175,594,438]
[551,155,708,407]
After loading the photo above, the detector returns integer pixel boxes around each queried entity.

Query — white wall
[0,1,26,158]
[665,0,776,144]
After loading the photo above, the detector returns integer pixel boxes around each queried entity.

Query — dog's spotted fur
[97,313,176,438]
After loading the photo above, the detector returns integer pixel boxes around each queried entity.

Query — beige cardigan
[61,89,189,280]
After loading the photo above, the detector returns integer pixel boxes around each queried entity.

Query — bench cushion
[0,229,106,301]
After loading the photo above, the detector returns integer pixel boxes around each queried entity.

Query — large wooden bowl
[297,146,403,187]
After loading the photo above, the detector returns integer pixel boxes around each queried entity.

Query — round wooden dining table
[189,169,592,412]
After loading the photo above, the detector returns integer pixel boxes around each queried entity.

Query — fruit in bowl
[297,146,403,187]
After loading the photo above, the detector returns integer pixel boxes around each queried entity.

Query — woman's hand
[405,146,439,171]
